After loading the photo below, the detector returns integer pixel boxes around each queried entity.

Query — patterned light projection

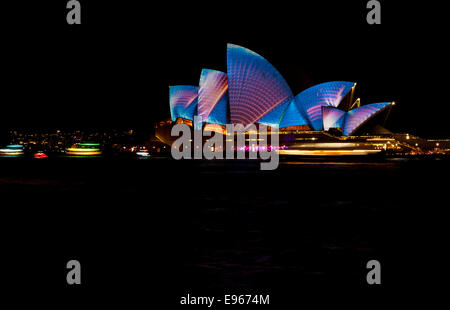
[169,86,199,121]
[342,102,392,136]
[167,45,394,136]
[295,81,355,131]
[257,98,292,128]
[198,69,229,125]
[279,99,309,128]
[322,106,346,131]
[226,44,294,127]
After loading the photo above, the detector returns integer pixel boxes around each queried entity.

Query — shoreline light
[65,143,102,156]
[0,145,24,157]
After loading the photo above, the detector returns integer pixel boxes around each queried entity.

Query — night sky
[2,1,449,139]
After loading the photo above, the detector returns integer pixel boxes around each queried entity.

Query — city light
[0,145,24,157]
[33,152,48,159]
[65,143,102,157]
[278,149,382,156]
[136,151,150,157]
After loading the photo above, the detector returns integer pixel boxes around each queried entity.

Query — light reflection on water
[280,161,397,166]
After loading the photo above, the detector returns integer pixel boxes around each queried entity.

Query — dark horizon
[2,1,449,139]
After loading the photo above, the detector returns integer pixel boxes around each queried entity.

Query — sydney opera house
[155,44,417,156]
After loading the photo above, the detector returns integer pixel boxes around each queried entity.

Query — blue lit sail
[279,99,309,128]
[295,81,355,130]
[169,86,199,121]
[257,98,292,128]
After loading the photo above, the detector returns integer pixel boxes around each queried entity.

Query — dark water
[1,157,448,306]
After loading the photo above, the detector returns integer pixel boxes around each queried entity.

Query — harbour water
[1,157,448,305]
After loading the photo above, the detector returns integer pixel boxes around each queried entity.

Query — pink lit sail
[322,106,346,131]
[342,102,392,135]
[296,81,355,130]
[227,44,294,127]
[198,69,229,125]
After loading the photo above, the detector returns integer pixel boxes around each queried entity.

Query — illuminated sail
[169,85,199,121]
[227,44,293,127]
[342,102,393,135]
[296,81,355,130]
[322,106,346,131]
[257,98,292,128]
[279,99,309,128]
[198,69,229,125]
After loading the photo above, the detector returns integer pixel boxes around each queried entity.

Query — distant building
[8,128,138,152]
